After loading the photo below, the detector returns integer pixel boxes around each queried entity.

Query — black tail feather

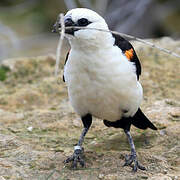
[132,108,157,130]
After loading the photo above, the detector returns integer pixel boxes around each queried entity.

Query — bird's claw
[123,154,146,172]
[64,146,85,169]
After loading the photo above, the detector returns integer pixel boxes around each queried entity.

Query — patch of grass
[0,65,10,81]
[0,97,8,105]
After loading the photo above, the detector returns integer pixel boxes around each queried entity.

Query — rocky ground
[0,37,179,180]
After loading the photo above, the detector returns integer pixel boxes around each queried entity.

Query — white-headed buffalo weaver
[53,8,157,172]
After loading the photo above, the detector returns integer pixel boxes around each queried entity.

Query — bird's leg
[124,129,146,172]
[64,114,92,169]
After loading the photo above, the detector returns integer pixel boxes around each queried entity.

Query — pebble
[160,130,166,136]
[73,118,81,127]
[98,174,104,179]
[27,126,33,132]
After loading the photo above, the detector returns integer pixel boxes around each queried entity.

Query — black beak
[52,15,76,35]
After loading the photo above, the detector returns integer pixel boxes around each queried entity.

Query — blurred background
[0,0,179,61]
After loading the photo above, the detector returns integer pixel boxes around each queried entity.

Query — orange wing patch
[125,48,134,61]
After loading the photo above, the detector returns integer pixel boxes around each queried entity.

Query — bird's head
[53,8,113,49]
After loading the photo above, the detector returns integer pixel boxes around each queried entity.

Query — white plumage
[64,8,143,122]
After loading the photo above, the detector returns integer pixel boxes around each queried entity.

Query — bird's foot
[64,145,85,169]
[123,153,146,172]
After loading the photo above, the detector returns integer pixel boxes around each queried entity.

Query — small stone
[98,174,104,179]
[163,169,168,174]
[54,147,64,152]
[173,176,179,180]
[169,109,180,121]
[27,126,33,132]
[72,118,81,127]
[160,130,166,136]
[86,134,95,139]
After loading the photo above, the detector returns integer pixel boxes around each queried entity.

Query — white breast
[64,45,143,122]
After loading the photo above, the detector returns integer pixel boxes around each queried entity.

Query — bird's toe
[123,154,146,172]
[64,148,85,169]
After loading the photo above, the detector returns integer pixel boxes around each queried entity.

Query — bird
[52,8,157,172]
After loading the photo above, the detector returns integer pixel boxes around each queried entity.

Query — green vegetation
[0,65,10,81]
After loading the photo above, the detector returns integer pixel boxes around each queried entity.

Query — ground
[0,37,179,180]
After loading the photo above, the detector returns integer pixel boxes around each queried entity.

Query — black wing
[112,33,141,80]
[63,51,70,82]
[103,108,157,131]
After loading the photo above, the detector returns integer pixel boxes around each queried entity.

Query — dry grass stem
[55,13,65,77]
[57,26,180,58]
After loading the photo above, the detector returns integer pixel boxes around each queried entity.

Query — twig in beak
[55,13,65,77]
[57,26,180,58]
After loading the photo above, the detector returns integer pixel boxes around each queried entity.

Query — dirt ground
[0,37,179,180]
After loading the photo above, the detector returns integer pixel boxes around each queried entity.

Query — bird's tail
[132,108,157,130]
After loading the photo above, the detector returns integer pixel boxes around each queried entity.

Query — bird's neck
[69,32,114,52]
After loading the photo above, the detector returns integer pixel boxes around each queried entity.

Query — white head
[54,8,113,49]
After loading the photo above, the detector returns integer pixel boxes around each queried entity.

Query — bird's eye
[77,18,90,26]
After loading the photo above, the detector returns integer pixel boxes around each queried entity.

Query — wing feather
[112,33,141,80]
[63,51,70,82]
